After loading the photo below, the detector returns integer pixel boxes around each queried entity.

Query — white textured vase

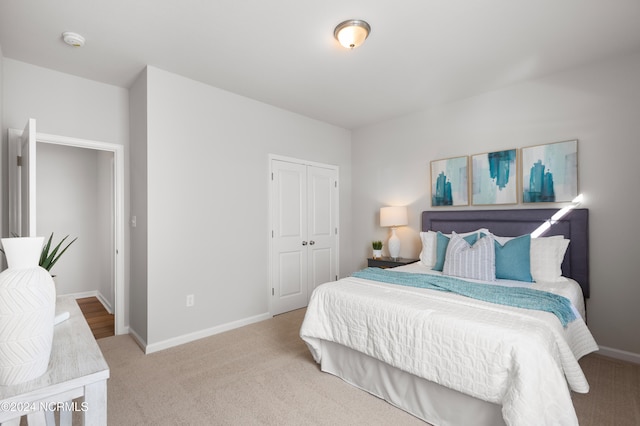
[0,237,56,385]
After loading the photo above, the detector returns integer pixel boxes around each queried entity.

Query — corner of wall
[128,67,149,343]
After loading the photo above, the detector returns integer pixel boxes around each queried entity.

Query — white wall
[352,52,640,357]
[97,150,115,308]
[2,59,130,323]
[137,66,352,349]
[128,69,148,343]
[3,59,129,143]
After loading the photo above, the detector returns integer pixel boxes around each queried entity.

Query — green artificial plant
[39,233,78,272]
[372,241,383,250]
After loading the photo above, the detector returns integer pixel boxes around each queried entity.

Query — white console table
[0,296,110,425]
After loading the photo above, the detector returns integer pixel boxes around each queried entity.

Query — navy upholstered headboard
[421,209,589,298]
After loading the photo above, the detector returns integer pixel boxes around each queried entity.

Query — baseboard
[144,312,273,354]
[62,290,98,299]
[597,346,640,364]
[95,292,114,314]
[60,290,114,314]
[128,327,147,353]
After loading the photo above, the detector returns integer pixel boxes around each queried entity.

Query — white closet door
[271,160,309,315]
[270,157,339,315]
[307,166,337,293]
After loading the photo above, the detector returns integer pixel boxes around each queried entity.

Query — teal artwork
[522,140,578,203]
[431,156,468,206]
[472,149,517,205]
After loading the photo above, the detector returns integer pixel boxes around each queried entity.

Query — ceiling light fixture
[62,32,85,48]
[334,19,371,49]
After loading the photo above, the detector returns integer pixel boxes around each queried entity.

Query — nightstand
[367,257,419,269]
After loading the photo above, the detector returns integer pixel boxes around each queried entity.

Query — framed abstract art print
[471,149,518,205]
[521,139,578,203]
[431,156,469,207]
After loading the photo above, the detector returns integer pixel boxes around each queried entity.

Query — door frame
[267,154,339,315]
[8,129,126,335]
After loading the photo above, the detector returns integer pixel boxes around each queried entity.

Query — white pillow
[419,231,438,267]
[530,236,570,282]
[442,232,496,281]
[419,228,489,268]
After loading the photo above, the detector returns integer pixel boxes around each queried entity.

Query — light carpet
[98,308,640,425]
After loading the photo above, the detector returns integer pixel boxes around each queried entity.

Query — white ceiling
[1,0,639,129]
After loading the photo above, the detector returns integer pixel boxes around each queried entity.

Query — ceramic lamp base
[388,227,401,259]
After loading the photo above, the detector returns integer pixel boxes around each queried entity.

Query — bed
[300,208,598,426]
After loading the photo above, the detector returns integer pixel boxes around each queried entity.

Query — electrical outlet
[186,294,195,307]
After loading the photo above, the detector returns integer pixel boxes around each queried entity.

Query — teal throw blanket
[352,268,576,327]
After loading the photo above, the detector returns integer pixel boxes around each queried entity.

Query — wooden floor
[77,297,114,339]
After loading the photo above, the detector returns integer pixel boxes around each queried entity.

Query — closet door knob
[302,241,308,246]
[309,240,315,245]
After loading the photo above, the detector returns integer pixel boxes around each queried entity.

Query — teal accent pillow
[432,231,479,272]
[494,234,533,282]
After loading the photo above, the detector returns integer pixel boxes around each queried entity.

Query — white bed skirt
[319,340,506,426]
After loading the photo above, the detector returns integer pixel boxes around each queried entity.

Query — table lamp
[380,206,408,260]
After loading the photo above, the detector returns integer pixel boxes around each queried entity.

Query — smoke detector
[62,32,85,47]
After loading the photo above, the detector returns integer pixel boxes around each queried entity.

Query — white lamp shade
[380,206,408,227]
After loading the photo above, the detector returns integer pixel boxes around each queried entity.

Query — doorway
[8,124,126,335]
[38,143,114,313]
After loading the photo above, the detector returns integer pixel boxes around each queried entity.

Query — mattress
[300,264,598,426]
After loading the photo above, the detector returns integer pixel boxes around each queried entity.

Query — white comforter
[300,269,598,426]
